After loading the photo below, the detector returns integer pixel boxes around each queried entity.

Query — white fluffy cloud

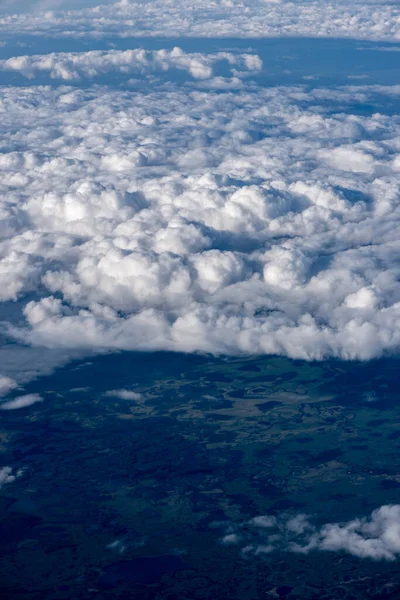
[0,47,400,360]
[0,48,262,81]
[0,0,399,41]
[220,505,400,561]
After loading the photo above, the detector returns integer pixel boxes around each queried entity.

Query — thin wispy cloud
[104,389,142,400]
[0,393,43,410]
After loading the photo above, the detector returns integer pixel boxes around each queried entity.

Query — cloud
[0,45,399,360]
[0,1,399,41]
[219,505,400,561]
[0,48,262,82]
[0,393,43,410]
[0,344,82,385]
[0,375,18,397]
[0,0,110,14]
[0,466,16,488]
[104,389,142,400]
[295,505,400,560]
[0,465,23,488]
[0,75,399,360]
[106,539,126,553]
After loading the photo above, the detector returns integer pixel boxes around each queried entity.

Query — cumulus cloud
[219,505,400,561]
[0,70,400,360]
[0,48,262,81]
[0,0,399,41]
[0,393,43,410]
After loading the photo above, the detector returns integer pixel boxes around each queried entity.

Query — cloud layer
[0,47,262,81]
[0,0,399,41]
[220,505,400,561]
[1,47,400,359]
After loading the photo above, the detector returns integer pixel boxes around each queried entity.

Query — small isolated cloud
[219,505,400,561]
[107,539,126,554]
[0,375,18,397]
[0,466,15,488]
[0,465,23,489]
[104,389,142,400]
[0,393,43,410]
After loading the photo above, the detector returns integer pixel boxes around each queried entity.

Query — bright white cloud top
[1,0,400,366]
[0,49,400,360]
[0,48,262,81]
[0,0,399,41]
